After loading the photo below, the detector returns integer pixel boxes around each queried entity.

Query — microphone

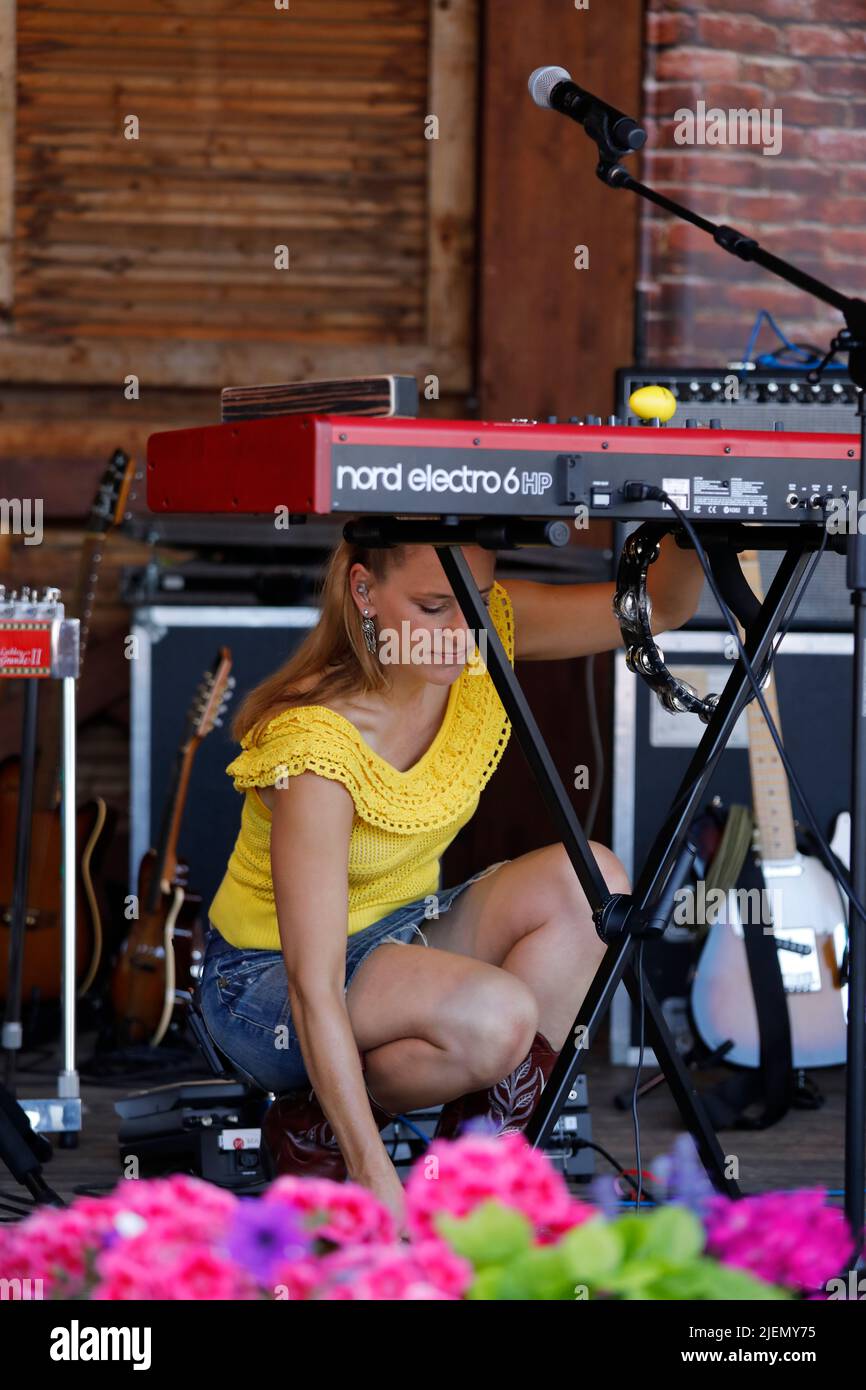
[528,66,646,159]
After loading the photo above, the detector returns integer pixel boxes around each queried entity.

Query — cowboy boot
[262,1053,397,1182]
[433,1031,560,1140]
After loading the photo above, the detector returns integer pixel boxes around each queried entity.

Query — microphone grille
[528,65,572,109]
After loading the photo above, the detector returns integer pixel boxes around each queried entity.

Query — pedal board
[115,1079,274,1190]
[383,1075,594,1183]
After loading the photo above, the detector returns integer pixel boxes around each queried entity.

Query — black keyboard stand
[344,514,835,1197]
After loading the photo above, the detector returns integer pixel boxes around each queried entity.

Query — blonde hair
[231,531,407,744]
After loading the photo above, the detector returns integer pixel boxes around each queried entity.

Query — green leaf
[610,1213,652,1260]
[465,1266,511,1301]
[559,1217,624,1285]
[603,1258,669,1295]
[634,1205,705,1266]
[435,1200,533,1268]
[492,1245,577,1301]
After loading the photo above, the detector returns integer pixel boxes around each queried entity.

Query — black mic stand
[551,96,866,1250]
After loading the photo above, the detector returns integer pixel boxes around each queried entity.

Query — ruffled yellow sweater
[208,580,515,948]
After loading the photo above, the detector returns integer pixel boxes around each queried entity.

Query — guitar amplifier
[609,628,852,1066]
[614,366,859,631]
[615,365,859,433]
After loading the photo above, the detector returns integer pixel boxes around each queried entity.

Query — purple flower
[225,1198,311,1284]
[588,1175,621,1220]
[650,1133,716,1219]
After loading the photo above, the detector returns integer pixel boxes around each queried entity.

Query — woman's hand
[646,532,706,633]
[353,1157,409,1239]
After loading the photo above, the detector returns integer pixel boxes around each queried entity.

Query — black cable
[770,522,831,648]
[573,1137,661,1203]
[634,488,866,929]
[583,654,605,839]
[631,939,647,1209]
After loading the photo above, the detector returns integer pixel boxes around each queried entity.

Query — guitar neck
[741,553,798,863]
[146,740,199,912]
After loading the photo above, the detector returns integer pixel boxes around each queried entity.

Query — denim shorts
[197,861,508,1094]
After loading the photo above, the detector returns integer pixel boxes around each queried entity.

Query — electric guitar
[0,450,135,1002]
[112,649,234,1046]
[689,553,848,1069]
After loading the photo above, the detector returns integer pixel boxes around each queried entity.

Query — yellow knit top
[208,580,515,948]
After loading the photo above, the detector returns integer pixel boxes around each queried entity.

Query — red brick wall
[640,0,866,366]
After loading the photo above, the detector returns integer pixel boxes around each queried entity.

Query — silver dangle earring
[358,585,378,656]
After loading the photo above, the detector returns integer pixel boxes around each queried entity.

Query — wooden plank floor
[2,1031,847,1211]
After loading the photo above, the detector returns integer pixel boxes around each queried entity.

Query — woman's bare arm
[504,533,706,661]
[268,772,395,1188]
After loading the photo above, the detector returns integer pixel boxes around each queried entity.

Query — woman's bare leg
[344,840,630,1112]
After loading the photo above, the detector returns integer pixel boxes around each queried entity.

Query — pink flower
[307,1241,471,1300]
[270,1258,321,1301]
[264,1175,396,1247]
[705,1189,854,1293]
[0,1207,108,1295]
[93,1218,259,1301]
[405,1133,593,1245]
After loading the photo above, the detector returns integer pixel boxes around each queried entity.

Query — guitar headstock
[189,648,235,743]
[86,448,136,535]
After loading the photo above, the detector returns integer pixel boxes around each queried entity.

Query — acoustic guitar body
[111,647,233,1047]
[0,757,110,1002]
[112,850,200,1047]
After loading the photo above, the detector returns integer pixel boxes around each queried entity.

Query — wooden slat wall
[478,0,643,424]
[1,0,478,389]
[443,0,645,881]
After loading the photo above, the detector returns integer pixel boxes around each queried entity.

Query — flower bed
[0,1133,854,1301]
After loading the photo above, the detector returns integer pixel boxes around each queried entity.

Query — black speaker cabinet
[129,605,317,915]
[609,628,852,1064]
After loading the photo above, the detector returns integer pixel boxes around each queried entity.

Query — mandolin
[0,450,135,1003]
[689,552,848,1070]
[112,649,234,1046]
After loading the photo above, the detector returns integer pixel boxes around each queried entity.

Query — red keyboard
[147,414,860,524]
